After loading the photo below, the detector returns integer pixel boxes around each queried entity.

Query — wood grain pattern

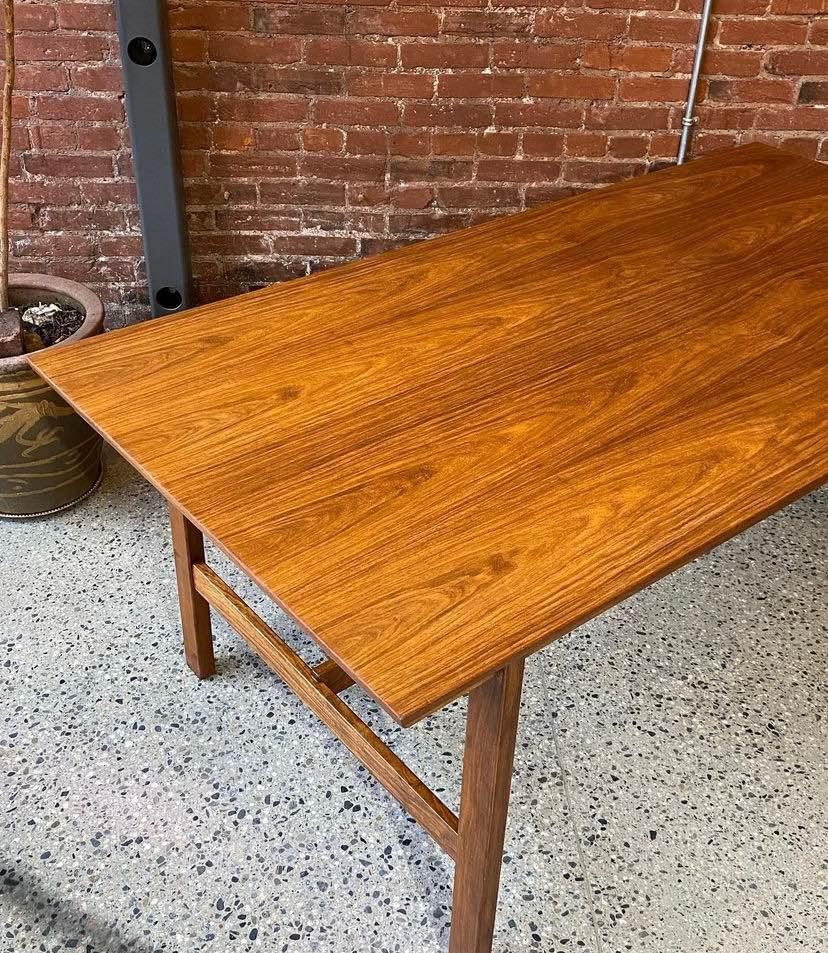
[192,561,459,858]
[169,504,215,678]
[451,662,524,953]
[31,144,828,725]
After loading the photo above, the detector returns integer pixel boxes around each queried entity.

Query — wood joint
[191,562,459,859]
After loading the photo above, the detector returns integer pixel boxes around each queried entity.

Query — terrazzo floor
[1,451,826,953]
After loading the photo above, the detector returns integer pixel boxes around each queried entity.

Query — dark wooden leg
[169,504,215,678]
[450,661,525,953]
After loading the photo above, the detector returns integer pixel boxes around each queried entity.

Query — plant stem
[0,0,15,312]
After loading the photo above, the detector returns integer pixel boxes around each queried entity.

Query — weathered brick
[766,50,828,76]
[400,42,489,69]
[799,82,828,104]
[3,0,824,325]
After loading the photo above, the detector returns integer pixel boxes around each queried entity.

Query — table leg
[450,660,525,953]
[169,504,215,678]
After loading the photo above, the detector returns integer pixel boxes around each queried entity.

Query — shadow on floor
[1,860,157,953]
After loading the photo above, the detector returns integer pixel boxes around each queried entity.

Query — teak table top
[32,144,828,726]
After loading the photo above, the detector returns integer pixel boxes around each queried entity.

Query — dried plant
[0,0,14,312]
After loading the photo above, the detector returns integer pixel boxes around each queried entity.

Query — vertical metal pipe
[677,0,715,165]
[114,0,192,316]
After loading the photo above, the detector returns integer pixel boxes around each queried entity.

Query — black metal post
[114,0,192,316]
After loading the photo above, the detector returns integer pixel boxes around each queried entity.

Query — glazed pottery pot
[0,274,104,518]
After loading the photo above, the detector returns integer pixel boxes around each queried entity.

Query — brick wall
[5,0,827,324]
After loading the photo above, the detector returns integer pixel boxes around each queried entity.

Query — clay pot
[0,274,105,518]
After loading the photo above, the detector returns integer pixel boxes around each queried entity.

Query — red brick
[70,66,122,93]
[207,34,301,64]
[261,181,346,207]
[491,41,581,71]
[16,5,57,31]
[35,96,123,122]
[432,132,477,156]
[169,4,249,31]
[315,99,399,125]
[766,50,828,76]
[15,64,69,92]
[608,135,649,158]
[811,18,828,44]
[303,127,345,153]
[400,42,489,69]
[4,0,826,324]
[566,132,609,157]
[346,129,389,155]
[23,153,114,178]
[528,75,616,100]
[495,101,584,127]
[536,12,628,40]
[252,7,346,35]
[629,16,702,44]
[57,3,116,31]
[479,132,519,156]
[523,133,566,157]
[255,128,301,152]
[798,81,828,104]
[171,33,207,63]
[209,153,297,179]
[769,0,827,11]
[563,159,645,184]
[717,18,809,46]
[704,49,763,78]
[442,10,533,36]
[477,158,562,182]
[78,127,120,152]
[390,156,474,183]
[620,77,692,102]
[350,10,439,36]
[706,78,796,105]
[347,72,433,98]
[404,102,493,128]
[589,104,672,129]
[389,132,430,156]
[584,44,675,73]
[696,104,757,130]
[588,0,675,7]
[14,234,96,258]
[301,155,387,183]
[271,236,358,257]
[756,106,828,131]
[173,64,258,94]
[438,186,521,208]
[305,38,397,68]
[391,186,434,209]
[437,73,524,99]
[212,125,255,151]
[15,34,106,61]
[216,98,308,123]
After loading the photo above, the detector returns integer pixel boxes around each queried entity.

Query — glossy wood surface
[31,144,828,725]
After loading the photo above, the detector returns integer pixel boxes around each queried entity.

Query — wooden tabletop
[32,144,828,726]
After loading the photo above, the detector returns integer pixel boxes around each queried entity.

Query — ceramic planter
[0,274,104,518]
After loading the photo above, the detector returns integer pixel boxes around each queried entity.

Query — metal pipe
[677,0,715,165]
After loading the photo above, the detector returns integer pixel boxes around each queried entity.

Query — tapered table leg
[449,661,525,953]
[169,504,215,678]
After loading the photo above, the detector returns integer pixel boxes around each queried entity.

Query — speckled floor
[1,451,826,953]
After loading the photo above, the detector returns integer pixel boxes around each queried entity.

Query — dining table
[30,142,828,952]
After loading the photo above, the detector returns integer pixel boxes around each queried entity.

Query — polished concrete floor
[2,452,826,953]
